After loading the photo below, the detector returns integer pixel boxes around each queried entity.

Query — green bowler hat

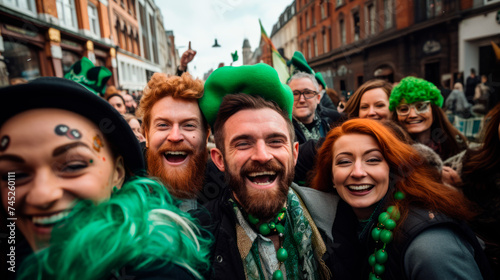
[287,51,314,74]
[64,57,112,96]
[315,72,327,89]
[200,63,294,128]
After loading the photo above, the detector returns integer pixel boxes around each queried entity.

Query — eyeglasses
[293,89,318,100]
[395,101,431,116]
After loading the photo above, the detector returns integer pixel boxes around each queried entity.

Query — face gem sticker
[0,135,10,151]
[55,125,69,135]
[92,135,104,152]
[69,129,82,140]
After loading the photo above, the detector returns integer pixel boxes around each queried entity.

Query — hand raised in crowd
[179,41,197,72]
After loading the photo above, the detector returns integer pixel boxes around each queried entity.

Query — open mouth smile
[246,171,278,187]
[163,151,188,164]
[347,184,374,193]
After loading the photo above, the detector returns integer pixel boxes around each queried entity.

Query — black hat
[0,77,144,175]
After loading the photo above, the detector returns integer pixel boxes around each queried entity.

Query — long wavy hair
[393,104,467,160]
[311,119,473,229]
[343,79,393,119]
[462,103,500,190]
[19,177,212,280]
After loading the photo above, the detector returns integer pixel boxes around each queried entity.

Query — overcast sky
[155,0,294,79]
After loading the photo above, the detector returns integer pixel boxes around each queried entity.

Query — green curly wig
[19,177,212,280]
[389,76,443,111]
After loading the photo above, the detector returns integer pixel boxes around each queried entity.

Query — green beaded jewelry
[239,204,289,279]
[368,191,404,280]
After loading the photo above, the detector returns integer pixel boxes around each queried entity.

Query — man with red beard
[198,64,330,280]
[136,72,223,211]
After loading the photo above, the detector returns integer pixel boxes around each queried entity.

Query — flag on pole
[259,19,290,84]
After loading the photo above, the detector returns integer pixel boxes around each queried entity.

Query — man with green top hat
[198,63,331,280]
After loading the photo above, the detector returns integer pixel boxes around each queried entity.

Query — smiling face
[359,88,392,120]
[211,108,299,220]
[331,133,390,220]
[289,77,321,124]
[0,109,124,251]
[146,96,208,199]
[397,101,433,138]
[108,95,126,114]
[128,118,145,142]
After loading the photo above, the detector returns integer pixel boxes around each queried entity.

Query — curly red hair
[136,72,206,136]
[312,118,473,226]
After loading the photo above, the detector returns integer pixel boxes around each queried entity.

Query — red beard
[147,141,207,199]
[226,159,293,221]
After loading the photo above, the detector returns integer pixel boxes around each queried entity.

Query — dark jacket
[199,188,247,280]
[323,200,494,280]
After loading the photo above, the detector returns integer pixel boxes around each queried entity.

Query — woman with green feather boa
[0,77,211,280]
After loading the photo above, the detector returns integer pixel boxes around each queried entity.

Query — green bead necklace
[247,207,288,280]
[368,191,405,280]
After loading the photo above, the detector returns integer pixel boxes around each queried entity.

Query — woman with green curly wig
[0,77,211,280]
[389,76,467,160]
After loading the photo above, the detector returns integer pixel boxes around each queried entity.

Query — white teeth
[408,121,422,124]
[348,185,372,191]
[165,151,187,156]
[32,211,70,225]
[248,171,276,177]
[254,181,272,185]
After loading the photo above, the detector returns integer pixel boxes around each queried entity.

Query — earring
[112,186,118,194]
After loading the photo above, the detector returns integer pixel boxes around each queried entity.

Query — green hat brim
[200,63,294,128]
[389,76,443,111]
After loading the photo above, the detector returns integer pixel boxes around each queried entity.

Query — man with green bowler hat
[287,51,336,111]
[198,63,331,280]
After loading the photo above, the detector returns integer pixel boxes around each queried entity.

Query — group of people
[0,49,498,280]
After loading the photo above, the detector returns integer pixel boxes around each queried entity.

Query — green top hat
[389,76,443,111]
[200,63,294,128]
[64,57,112,96]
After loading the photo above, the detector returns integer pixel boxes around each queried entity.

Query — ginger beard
[147,141,207,199]
[225,158,293,221]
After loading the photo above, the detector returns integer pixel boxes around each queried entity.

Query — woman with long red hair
[309,118,493,280]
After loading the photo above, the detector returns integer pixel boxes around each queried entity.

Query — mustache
[240,159,284,177]
[156,141,195,154]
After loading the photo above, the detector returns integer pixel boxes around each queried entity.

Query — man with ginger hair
[137,72,224,211]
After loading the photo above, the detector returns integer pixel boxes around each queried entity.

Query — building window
[323,32,328,53]
[339,19,346,45]
[321,3,326,19]
[308,40,312,59]
[336,0,344,8]
[366,4,376,36]
[88,3,101,38]
[384,0,393,29]
[3,41,41,82]
[312,7,316,26]
[62,50,80,75]
[426,0,443,19]
[314,36,318,56]
[2,0,36,15]
[306,11,310,29]
[353,12,360,41]
[56,0,78,30]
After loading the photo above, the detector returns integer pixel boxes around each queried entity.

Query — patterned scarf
[294,115,322,141]
[232,189,319,280]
